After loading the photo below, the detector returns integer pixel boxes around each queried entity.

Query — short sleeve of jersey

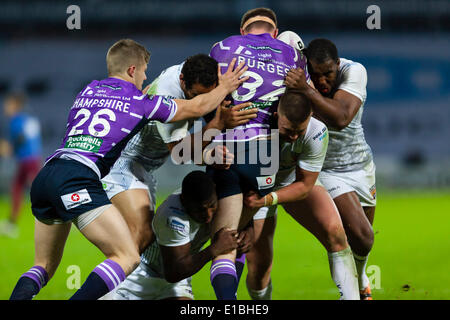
[337,61,367,102]
[155,120,191,144]
[153,204,191,247]
[209,42,220,60]
[148,63,191,143]
[295,118,329,172]
[141,94,178,123]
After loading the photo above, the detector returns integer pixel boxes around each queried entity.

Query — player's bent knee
[136,223,154,253]
[111,252,140,276]
[349,226,374,256]
[324,222,348,252]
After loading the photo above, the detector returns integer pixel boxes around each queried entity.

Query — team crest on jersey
[61,189,92,210]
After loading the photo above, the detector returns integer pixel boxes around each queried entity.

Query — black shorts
[206,140,277,200]
[30,158,111,223]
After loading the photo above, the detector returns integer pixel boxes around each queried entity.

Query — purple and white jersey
[210,33,309,142]
[47,77,178,178]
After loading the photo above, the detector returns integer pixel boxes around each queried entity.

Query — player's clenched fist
[210,227,239,257]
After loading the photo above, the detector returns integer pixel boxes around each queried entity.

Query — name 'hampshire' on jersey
[210,33,310,142]
[48,78,178,178]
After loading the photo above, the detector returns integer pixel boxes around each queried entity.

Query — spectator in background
[0,93,42,238]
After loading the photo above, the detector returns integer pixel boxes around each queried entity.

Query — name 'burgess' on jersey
[210,33,310,142]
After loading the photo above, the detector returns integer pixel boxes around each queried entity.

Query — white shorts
[319,160,376,207]
[101,157,157,210]
[101,262,194,300]
[253,205,278,220]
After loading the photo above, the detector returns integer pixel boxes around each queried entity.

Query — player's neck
[109,74,136,87]
[246,29,274,38]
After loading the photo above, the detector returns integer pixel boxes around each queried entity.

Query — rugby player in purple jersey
[243,33,360,300]
[9,39,248,300]
[206,8,311,299]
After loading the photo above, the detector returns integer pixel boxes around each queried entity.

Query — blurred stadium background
[0,0,449,300]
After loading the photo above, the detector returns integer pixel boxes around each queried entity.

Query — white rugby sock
[327,247,360,300]
[353,252,370,290]
[247,279,272,300]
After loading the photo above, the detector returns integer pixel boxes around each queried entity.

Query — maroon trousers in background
[10,158,41,221]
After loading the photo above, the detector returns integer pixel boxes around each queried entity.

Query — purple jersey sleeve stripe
[147,96,163,119]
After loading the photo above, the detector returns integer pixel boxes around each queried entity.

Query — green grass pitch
[0,189,449,300]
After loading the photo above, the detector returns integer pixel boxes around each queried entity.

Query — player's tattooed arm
[285,68,361,130]
[159,227,238,283]
[170,58,249,122]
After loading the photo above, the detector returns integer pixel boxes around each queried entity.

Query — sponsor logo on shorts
[61,189,92,210]
[256,174,276,190]
[328,186,341,193]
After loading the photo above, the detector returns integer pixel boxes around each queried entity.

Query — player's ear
[240,28,245,36]
[179,74,187,91]
[127,65,136,78]
[273,28,279,38]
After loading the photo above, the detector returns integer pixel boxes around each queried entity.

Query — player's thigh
[34,219,72,277]
[111,188,155,243]
[363,206,376,225]
[283,185,347,251]
[211,193,243,234]
[79,204,138,260]
[333,191,372,233]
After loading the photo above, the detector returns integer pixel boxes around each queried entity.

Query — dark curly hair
[181,54,218,90]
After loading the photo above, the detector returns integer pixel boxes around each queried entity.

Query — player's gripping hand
[285,67,309,92]
[203,144,234,170]
[243,190,266,210]
[237,224,254,254]
[218,57,249,93]
[210,227,239,257]
[219,101,258,129]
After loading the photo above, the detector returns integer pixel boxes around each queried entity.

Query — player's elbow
[332,116,351,131]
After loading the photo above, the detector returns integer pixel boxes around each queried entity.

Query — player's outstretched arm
[170,58,249,122]
[159,228,238,283]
